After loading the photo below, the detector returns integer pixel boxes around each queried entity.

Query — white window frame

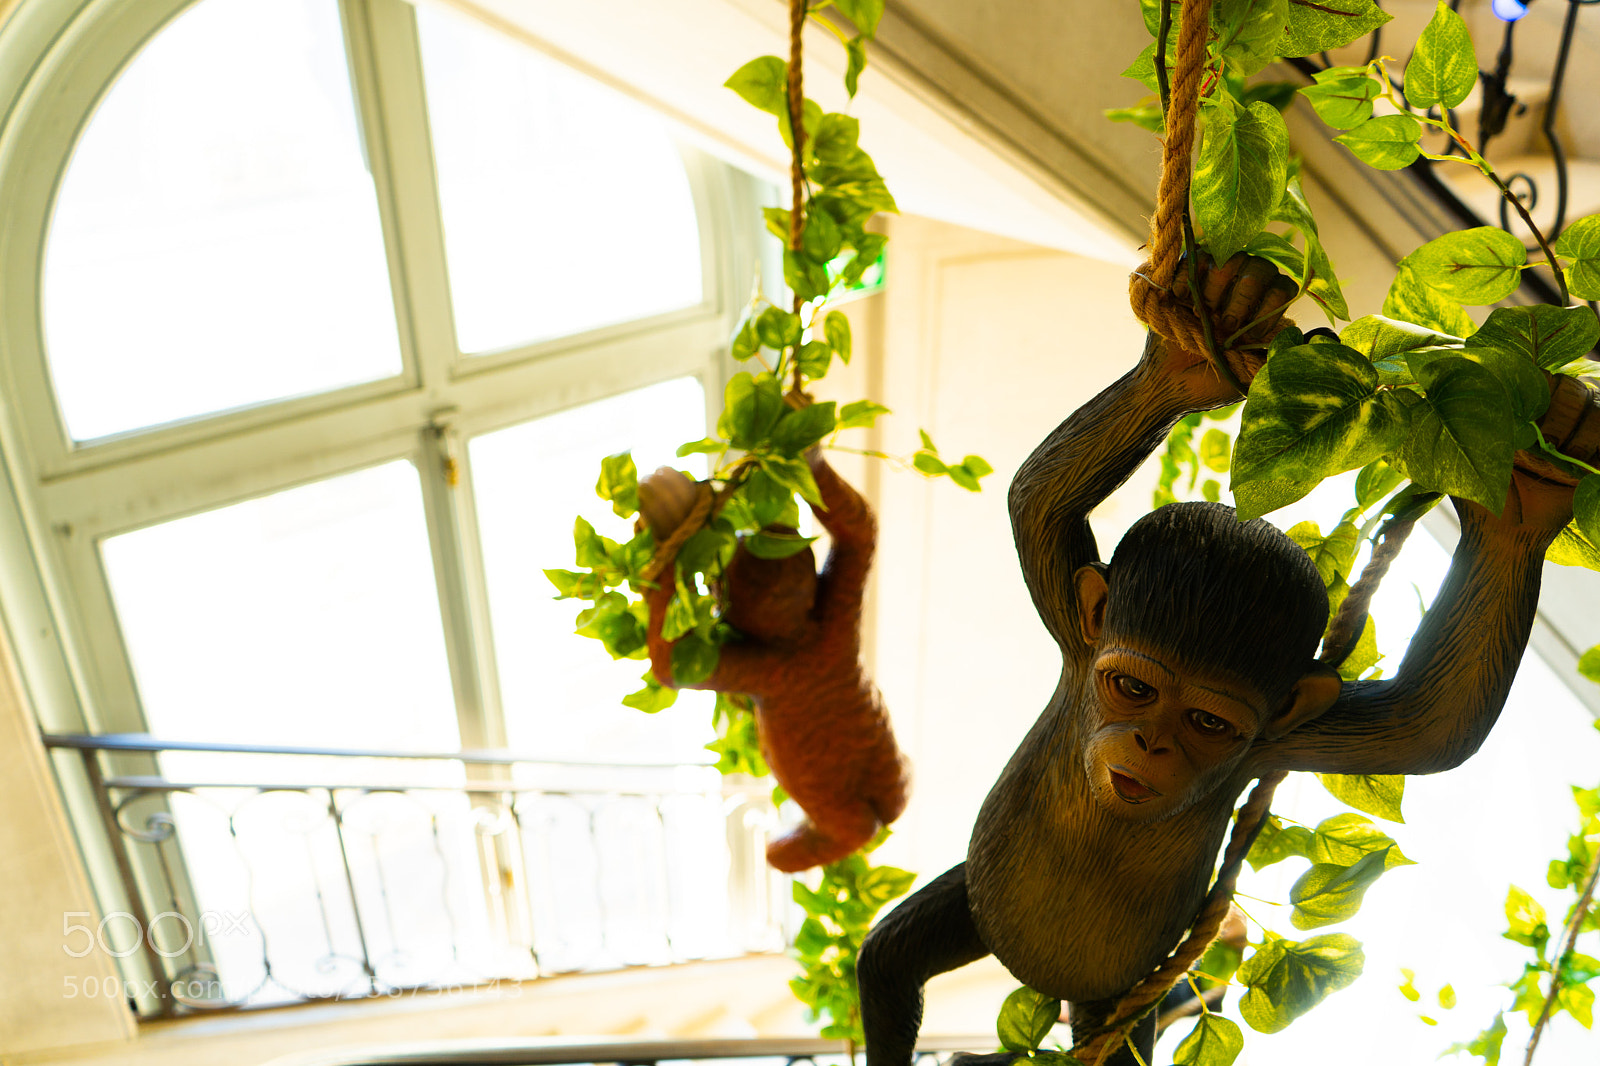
[0,0,765,1014]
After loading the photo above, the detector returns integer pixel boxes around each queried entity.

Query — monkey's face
[1079,641,1265,823]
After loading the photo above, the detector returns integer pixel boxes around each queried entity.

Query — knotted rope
[1072,772,1286,1066]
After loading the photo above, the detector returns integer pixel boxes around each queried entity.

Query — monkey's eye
[1113,675,1155,702]
[1188,709,1234,737]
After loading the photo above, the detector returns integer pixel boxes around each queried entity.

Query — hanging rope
[1072,772,1286,1066]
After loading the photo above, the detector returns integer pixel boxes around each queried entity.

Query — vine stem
[1532,423,1600,477]
[787,0,807,393]
[1523,855,1600,1066]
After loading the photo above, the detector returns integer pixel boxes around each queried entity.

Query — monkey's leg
[859,863,990,1066]
[766,802,878,873]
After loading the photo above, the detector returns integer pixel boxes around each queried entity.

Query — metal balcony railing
[44,733,790,1018]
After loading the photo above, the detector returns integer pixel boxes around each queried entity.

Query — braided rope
[639,487,715,584]
[1072,772,1287,1066]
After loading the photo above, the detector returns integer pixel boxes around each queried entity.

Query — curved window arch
[0,0,763,1014]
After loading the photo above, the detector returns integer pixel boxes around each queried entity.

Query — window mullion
[340,0,460,390]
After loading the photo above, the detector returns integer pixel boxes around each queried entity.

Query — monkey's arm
[1011,347,1199,649]
[643,577,780,695]
[808,449,874,633]
[1257,483,1569,776]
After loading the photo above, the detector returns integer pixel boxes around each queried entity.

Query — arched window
[0,0,765,1014]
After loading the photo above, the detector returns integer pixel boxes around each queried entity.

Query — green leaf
[1439,984,1458,1010]
[745,529,819,559]
[1282,0,1391,57]
[837,399,891,430]
[1308,813,1414,869]
[1574,476,1600,559]
[756,307,802,349]
[834,0,884,38]
[1120,42,1174,96]
[1238,933,1365,1033]
[1247,815,1315,871]
[1212,0,1290,77]
[1402,356,1515,511]
[996,985,1060,1053]
[825,311,853,364]
[1471,305,1600,371]
[845,35,869,98]
[912,452,948,476]
[1549,522,1600,570]
[722,371,787,450]
[1194,97,1291,262]
[1457,341,1551,423]
[771,402,838,456]
[622,674,678,713]
[1405,2,1479,110]
[1444,1014,1507,1064]
[1578,643,1600,683]
[743,468,796,528]
[1105,102,1165,134]
[1559,983,1594,1029]
[1244,231,1306,281]
[1383,262,1475,337]
[725,57,788,116]
[801,209,842,265]
[1300,66,1381,129]
[544,568,600,600]
[762,206,792,243]
[1290,845,1391,929]
[1340,314,1462,386]
[1273,178,1349,322]
[796,340,833,380]
[1504,884,1550,949]
[1173,1012,1245,1066]
[671,632,719,685]
[1555,214,1600,301]
[761,454,824,507]
[1231,343,1413,518]
[1234,477,1320,520]
[1403,227,1528,305]
[1287,519,1360,587]
[732,316,762,363]
[1316,773,1405,822]
[785,249,831,302]
[1334,113,1422,170]
[813,113,861,163]
[1354,459,1406,510]
[596,452,639,518]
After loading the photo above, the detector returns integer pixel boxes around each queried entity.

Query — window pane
[101,461,459,782]
[416,5,703,355]
[471,378,712,760]
[43,0,402,442]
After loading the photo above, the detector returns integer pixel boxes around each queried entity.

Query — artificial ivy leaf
[745,529,819,559]
[1341,314,1463,369]
[1200,428,1233,472]
[1548,521,1600,570]
[1212,0,1291,78]
[622,674,678,713]
[947,455,993,493]
[1576,643,1600,683]
[1238,933,1365,1033]
[725,56,788,116]
[1553,213,1600,301]
[1232,343,1412,518]
[771,401,838,455]
[1308,813,1415,869]
[1504,885,1550,950]
[671,632,719,685]
[1383,263,1475,337]
[544,568,601,600]
[762,206,791,242]
[845,34,868,98]
[813,113,861,163]
[837,399,891,430]
[676,527,732,577]
[1559,983,1595,1028]
[743,469,800,529]
[596,451,640,518]
[1173,1012,1244,1066]
[1247,815,1315,871]
[731,316,761,362]
[825,310,853,364]
[1288,519,1360,587]
[1403,227,1528,305]
[801,208,843,264]
[761,454,824,507]
[572,516,610,569]
[785,249,831,302]
[756,307,802,349]
[1317,773,1405,822]
[1439,984,1458,1010]
[1456,341,1551,423]
[796,340,833,380]
[1105,102,1165,134]
[1194,97,1290,262]
[1405,2,1479,110]
[677,438,723,458]
[1244,81,1301,112]
[1443,1013,1508,1064]
[1334,113,1422,170]
[1234,477,1320,520]
[1335,616,1380,680]
[722,372,787,450]
[1575,475,1600,549]
[1273,178,1349,322]
[1354,458,1406,511]
[1401,356,1515,511]
[996,985,1060,1053]
[1120,42,1174,96]
[833,0,884,38]
[1300,66,1381,129]
[860,864,917,905]
[1469,305,1600,371]
[1282,0,1391,56]
[778,98,824,153]
[1245,231,1306,282]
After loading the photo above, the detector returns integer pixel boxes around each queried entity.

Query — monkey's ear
[1261,661,1343,740]
[1074,564,1110,646]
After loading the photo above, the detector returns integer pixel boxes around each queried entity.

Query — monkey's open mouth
[1109,769,1160,803]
